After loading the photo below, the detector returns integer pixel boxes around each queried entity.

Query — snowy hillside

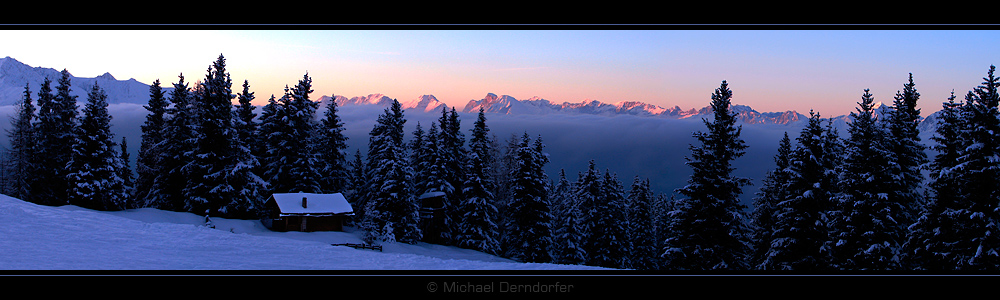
[0,194,604,270]
[0,56,158,106]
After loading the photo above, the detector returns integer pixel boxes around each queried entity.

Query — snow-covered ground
[0,194,604,271]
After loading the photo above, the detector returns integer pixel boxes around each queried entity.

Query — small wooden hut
[261,192,354,232]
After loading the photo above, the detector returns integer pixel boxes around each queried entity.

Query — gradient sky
[2,29,998,117]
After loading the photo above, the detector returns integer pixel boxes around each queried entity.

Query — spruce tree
[502,133,552,263]
[750,132,792,269]
[902,91,965,270]
[317,99,350,194]
[662,80,752,270]
[883,73,927,230]
[550,169,586,265]
[147,74,195,211]
[575,160,603,265]
[456,108,500,255]
[66,84,127,211]
[413,122,452,244]
[362,100,421,244]
[25,77,54,205]
[945,66,1000,270]
[261,74,323,195]
[626,176,656,270]
[135,79,167,206]
[347,149,367,222]
[592,170,629,269]
[829,89,901,270]
[6,83,36,200]
[184,54,236,216]
[762,111,838,271]
[34,70,78,206]
[119,137,134,208]
[223,80,267,219]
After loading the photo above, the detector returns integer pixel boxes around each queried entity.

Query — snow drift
[0,194,604,271]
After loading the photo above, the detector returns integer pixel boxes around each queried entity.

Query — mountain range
[0,56,937,129]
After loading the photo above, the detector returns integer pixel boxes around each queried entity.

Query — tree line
[3,54,999,271]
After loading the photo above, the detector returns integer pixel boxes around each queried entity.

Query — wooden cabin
[261,192,354,232]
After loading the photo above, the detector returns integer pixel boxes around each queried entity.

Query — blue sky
[2,29,998,117]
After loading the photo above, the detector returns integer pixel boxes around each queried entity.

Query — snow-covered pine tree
[456,108,500,255]
[575,160,603,266]
[412,122,452,244]
[24,77,54,205]
[626,176,656,270]
[33,70,78,206]
[902,91,966,270]
[261,74,323,196]
[883,73,927,231]
[550,169,586,265]
[502,133,552,263]
[590,170,630,269]
[317,96,350,194]
[762,111,838,271]
[662,80,752,271]
[5,83,36,200]
[222,80,267,220]
[433,107,467,246]
[259,92,288,194]
[493,133,520,244]
[147,74,195,211]
[135,79,167,206]
[829,89,902,270]
[346,149,367,225]
[183,55,237,216]
[119,136,135,208]
[362,99,421,244]
[285,73,323,194]
[66,84,127,211]
[234,79,263,176]
[750,132,792,269]
[944,66,1000,270]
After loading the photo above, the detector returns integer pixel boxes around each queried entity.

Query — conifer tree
[25,77,54,205]
[6,83,36,200]
[184,54,236,216]
[943,66,1000,269]
[592,170,629,269]
[317,99,350,194]
[750,132,792,269]
[34,70,78,206]
[135,79,167,205]
[261,74,323,195]
[413,122,452,244]
[147,74,195,211]
[362,100,421,244]
[502,133,552,263]
[662,80,752,270]
[456,108,500,255]
[902,91,965,270]
[119,136,134,208]
[347,149,367,222]
[433,107,466,246]
[626,176,656,270]
[285,73,323,194]
[550,169,586,265]
[66,84,126,211]
[883,73,927,229]
[829,89,901,270]
[762,111,838,270]
[223,80,267,219]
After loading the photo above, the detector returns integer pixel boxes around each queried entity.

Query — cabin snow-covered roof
[269,192,353,215]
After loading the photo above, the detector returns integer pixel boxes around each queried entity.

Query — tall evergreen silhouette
[662,80,751,270]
